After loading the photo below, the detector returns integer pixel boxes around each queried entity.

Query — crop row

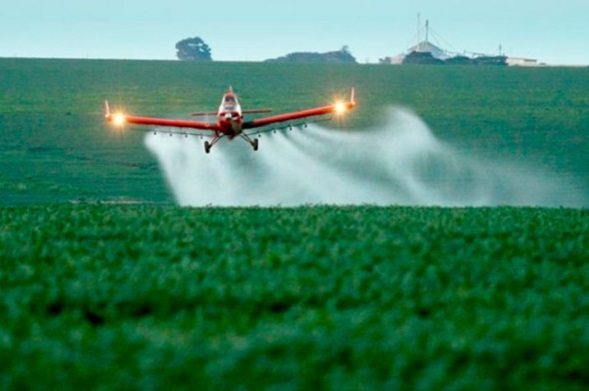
[1,204,588,389]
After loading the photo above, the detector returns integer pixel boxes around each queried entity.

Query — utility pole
[417,13,422,50]
[425,20,430,44]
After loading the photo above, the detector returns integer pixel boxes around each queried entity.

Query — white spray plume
[144,107,587,207]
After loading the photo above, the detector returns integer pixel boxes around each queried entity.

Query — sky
[1,0,588,65]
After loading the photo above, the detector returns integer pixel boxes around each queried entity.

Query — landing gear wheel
[253,138,259,152]
[204,141,211,154]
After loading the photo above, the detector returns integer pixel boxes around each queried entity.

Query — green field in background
[1,58,588,204]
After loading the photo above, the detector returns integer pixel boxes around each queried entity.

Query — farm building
[506,57,539,67]
[381,18,537,66]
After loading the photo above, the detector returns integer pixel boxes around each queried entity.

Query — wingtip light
[334,101,348,115]
[112,113,127,126]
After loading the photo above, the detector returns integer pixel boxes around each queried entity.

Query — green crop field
[1,58,589,389]
[1,58,588,205]
[2,204,589,389]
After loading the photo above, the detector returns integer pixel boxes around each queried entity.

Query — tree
[264,46,357,64]
[175,37,212,61]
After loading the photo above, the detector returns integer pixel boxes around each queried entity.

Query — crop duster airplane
[105,87,356,153]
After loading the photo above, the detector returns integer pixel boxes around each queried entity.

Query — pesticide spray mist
[144,107,586,207]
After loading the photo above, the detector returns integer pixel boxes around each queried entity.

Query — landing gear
[203,133,259,154]
[204,134,222,154]
[241,133,259,152]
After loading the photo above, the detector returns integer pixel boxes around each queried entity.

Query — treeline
[265,47,357,64]
[402,51,508,66]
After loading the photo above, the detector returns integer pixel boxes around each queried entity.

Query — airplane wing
[242,88,356,130]
[104,101,221,131]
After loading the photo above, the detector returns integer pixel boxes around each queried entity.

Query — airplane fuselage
[216,90,244,138]
[217,111,243,138]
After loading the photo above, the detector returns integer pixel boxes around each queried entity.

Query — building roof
[406,41,449,60]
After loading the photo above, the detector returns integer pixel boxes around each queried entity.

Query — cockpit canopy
[219,92,241,115]
[223,93,237,108]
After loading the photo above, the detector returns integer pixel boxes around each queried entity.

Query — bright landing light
[334,101,347,115]
[112,113,126,126]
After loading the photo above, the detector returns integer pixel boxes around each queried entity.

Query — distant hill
[265,47,357,64]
